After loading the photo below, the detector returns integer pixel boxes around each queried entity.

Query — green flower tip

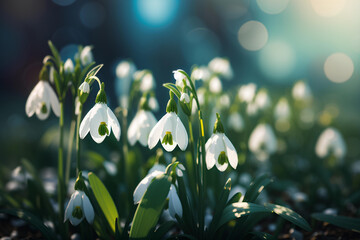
[218,151,228,165]
[39,66,49,81]
[162,131,173,145]
[40,102,48,114]
[139,96,151,111]
[166,97,178,114]
[98,122,109,136]
[74,172,86,191]
[213,113,225,133]
[95,82,107,104]
[72,206,83,219]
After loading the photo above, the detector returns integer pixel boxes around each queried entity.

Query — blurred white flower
[140,71,155,92]
[227,112,244,132]
[219,94,231,109]
[249,124,277,161]
[180,92,190,103]
[49,66,55,84]
[292,80,312,103]
[254,89,271,111]
[80,46,94,66]
[274,97,291,120]
[103,161,117,176]
[173,69,190,88]
[246,101,259,116]
[128,109,157,146]
[191,66,211,82]
[64,190,94,226]
[148,112,188,152]
[25,81,60,120]
[209,76,222,94]
[315,127,346,161]
[206,114,238,171]
[208,57,233,79]
[64,59,74,74]
[116,60,137,79]
[148,96,159,112]
[79,81,90,94]
[238,83,257,103]
[115,60,137,108]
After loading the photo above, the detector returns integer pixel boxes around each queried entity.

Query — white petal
[82,194,95,224]
[215,157,228,172]
[44,82,60,117]
[223,135,238,169]
[107,106,121,141]
[205,135,216,170]
[133,171,161,204]
[148,113,167,149]
[69,191,84,226]
[64,192,75,222]
[89,104,107,143]
[148,164,166,174]
[25,82,42,117]
[35,101,50,120]
[79,106,93,139]
[161,113,177,152]
[127,112,139,146]
[175,116,188,151]
[168,185,182,218]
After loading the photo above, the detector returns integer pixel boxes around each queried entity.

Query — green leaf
[88,172,119,233]
[163,83,181,99]
[244,175,273,203]
[227,192,242,205]
[130,173,171,239]
[311,213,360,232]
[0,209,57,240]
[217,202,270,231]
[86,64,103,79]
[265,203,311,232]
[48,40,61,67]
[150,221,176,240]
[250,231,277,240]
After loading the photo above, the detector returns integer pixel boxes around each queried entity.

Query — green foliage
[312,213,360,232]
[243,174,273,203]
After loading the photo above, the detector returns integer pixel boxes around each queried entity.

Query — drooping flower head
[64,172,94,226]
[64,59,74,74]
[315,127,346,164]
[209,76,222,94]
[148,91,188,152]
[208,57,233,80]
[25,66,60,120]
[134,70,156,93]
[128,96,158,147]
[115,60,137,108]
[79,82,121,143]
[292,80,312,103]
[238,83,257,103]
[173,69,191,88]
[274,97,291,121]
[205,113,238,171]
[80,46,94,66]
[248,123,277,162]
[227,112,244,132]
[254,89,271,111]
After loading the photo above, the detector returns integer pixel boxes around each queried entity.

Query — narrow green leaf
[0,209,57,240]
[150,221,176,240]
[48,40,61,67]
[163,83,181,99]
[88,172,119,233]
[265,203,311,232]
[244,175,273,203]
[217,202,270,231]
[86,64,103,79]
[129,173,171,239]
[227,192,242,205]
[250,231,277,240]
[115,218,122,240]
[311,213,360,232]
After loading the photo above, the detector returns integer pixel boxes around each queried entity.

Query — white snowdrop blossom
[180,92,190,103]
[315,128,346,161]
[208,57,233,79]
[128,109,157,146]
[209,76,222,94]
[79,83,121,144]
[135,71,155,92]
[219,94,231,109]
[64,190,94,226]
[133,164,183,218]
[80,46,94,66]
[64,59,74,74]
[227,112,244,132]
[115,60,137,108]
[246,102,259,117]
[238,83,257,103]
[292,80,312,102]
[173,69,191,88]
[116,60,137,79]
[25,80,60,120]
[191,66,211,82]
[148,94,188,152]
[274,97,291,120]
[79,81,90,94]
[249,124,277,162]
[205,113,238,171]
[254,89,271,110]
[148,96,159,111]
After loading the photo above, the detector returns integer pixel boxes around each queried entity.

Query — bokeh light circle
[52,0,76,7]
[310,0,347,17]
[238,21,268,51]
[259,41,296,81]
[135,0,179,27]
[256,0,289,14]
[324,53,354,83]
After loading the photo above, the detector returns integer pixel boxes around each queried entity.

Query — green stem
[198,110,206,239]
[65,116,76,185]
[76,104,83,174]
[58,101,66,237]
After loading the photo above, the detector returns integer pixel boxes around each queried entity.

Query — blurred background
[0,0,359,168]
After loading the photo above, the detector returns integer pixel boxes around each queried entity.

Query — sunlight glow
[324,52,354,83]
[238,21,268,51]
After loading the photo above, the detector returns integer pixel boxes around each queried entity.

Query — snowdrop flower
[191,66,211,82]
[173,69,191,88]
[64,59,74,74]
[79,82,121,143]
[238,83,257,103]
[246,102,259,117]
[205,113,238,171]
[79,81,90,94]
[315,127,346,162]
[180,92,190,103]
[134,70,155,92]
[219,94,230,109]
[80,46,94,66]
[274,97,291,120]
[116,60,137,79]
[292,80,312,103]
[208,57,233,79]
[209,76,222,94]
[148,92,188,152]
[25,68,60,120]
[148,96,159,111]
[115,60,137,108]
[254,89,271,111]
[133,164,183,218]
[227,112,244,132]
[128,98,157,146]
[249,124,277,162]
[64,190,94,226]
